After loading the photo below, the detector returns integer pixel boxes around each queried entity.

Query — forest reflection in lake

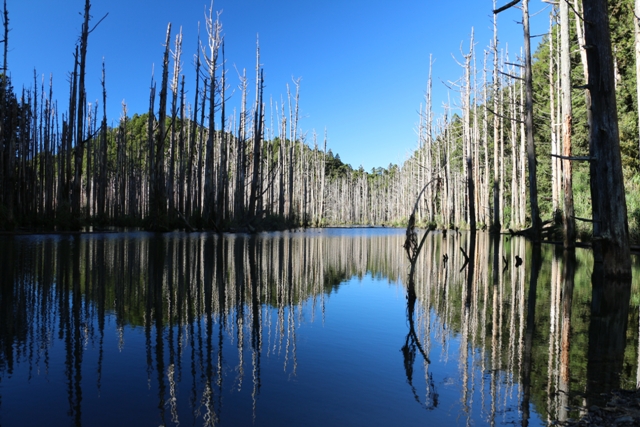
[0,228,639,426]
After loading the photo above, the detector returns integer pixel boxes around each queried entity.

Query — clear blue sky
[6,0,548,171]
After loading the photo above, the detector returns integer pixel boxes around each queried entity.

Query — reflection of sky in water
[1,276,543,426]
[2,230,636,426]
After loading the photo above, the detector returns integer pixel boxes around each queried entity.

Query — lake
[0,228,638,426]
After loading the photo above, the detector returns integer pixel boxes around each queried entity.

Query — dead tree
[581,0,631,278]
[0,0,9,223]
[149,23,171,230]
[168,27,183,221]
[217,40,228,226]
[202,8,221,227]
[248,52,264,221]
[463,29,477,232]
[492,0,501,233]
[494,0,541,241]
[97,60,108,219]
[560,0,576,248]
[635,0,640,157]
[72,0,91,221]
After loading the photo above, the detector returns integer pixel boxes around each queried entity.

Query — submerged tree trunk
[582,0,631,279]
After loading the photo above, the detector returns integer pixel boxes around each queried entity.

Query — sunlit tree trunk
[248,43,264,221]
[492,0,501,233]
[635,0,640,157]
[582,0,631,278]
[560,0,576,248]
[464,29,476,232]
[168,28,183,221]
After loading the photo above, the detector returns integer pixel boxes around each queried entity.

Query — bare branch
[486,106,525,124]
[550,153,596,161]
[88,13,109,34]
[494,0,521,14]
[499,70,524,81]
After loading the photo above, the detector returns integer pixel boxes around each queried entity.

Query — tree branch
[550,153,596,161]
[494,0,521,14]
[486,106,525,124]
[88,13,109,35]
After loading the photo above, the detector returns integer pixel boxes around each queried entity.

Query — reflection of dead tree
[402,178,440,409]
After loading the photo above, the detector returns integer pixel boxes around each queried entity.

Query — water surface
[0,228,638,426]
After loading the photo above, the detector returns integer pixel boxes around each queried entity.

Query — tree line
[0,0,638,272]
[0,0,334,232]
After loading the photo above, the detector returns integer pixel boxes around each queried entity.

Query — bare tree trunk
[178,76,186,217]
[203,8,221,226]
[492,0,501,233]
[0,0,9,223]
[97,60,108,219]
[560,0,576,248]
[494,0,540,238]
[197,78,207,218]
[635,0,640,158]
[248,45,264,221]
[278,102,286,218]
[426,55,435,224]
[217,41,228,226]
[499,59,505,229]
[150,23,171,230]
[168,27,183,222]
[236,69,247,220]
[509,68,518,228]
[549,13,560,215]
[464,29,476,232]
[72,0,91,222]
[519,55,527,228]
[147,79,156,221]
[319,131,327,223]
[582,0,631,279]
[522,0,541,240]
[483,51,491,227]
[65,50,78,217]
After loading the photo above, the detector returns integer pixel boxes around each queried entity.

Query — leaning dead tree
[402,178,440,371]
[404,178,440,273]
[581,0,631,279]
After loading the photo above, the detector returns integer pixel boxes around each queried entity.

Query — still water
[0,228,638,426]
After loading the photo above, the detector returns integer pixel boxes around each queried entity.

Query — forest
[0,1,639,246]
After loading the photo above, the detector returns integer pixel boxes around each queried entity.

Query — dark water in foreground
[0,228,639,426]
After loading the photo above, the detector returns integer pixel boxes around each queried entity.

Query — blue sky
[6,0,549,171]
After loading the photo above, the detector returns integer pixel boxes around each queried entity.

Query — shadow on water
[586,260,632,405]
[0,229,639,426]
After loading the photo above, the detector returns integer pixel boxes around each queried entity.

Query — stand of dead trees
[0,1,333,232]
[0,0,637,268]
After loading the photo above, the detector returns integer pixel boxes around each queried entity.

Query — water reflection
[0,230,639,426]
